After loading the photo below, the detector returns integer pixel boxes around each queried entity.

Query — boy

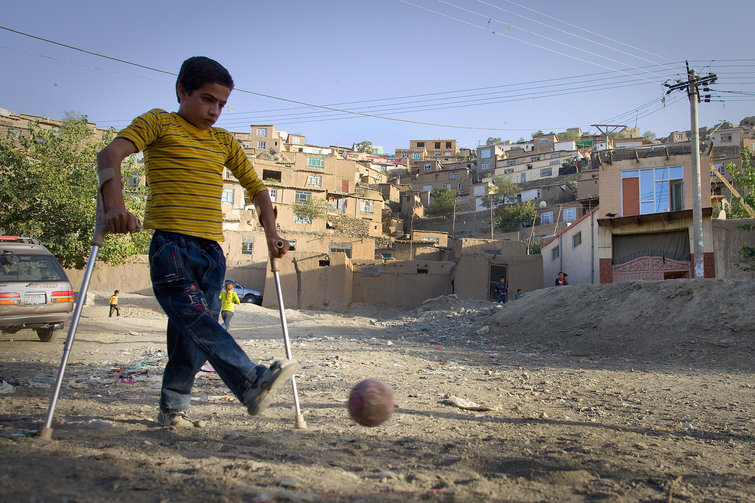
[219,281,241,331]
[493,276,508,304]
[108,289,120,317]
[97,56,296,428]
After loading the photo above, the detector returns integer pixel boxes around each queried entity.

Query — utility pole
[664,61,717,278]
[591,124,626,151]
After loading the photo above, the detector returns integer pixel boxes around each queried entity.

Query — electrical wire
[397,0,668,87]
[473,0,681,75]
[438,0,678,81]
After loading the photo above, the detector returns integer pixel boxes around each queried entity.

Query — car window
[0,253,66,282]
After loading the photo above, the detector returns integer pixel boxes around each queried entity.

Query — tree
[479,177,520,209]
[292,195,328,223]
[559,131,580,142]
[727,147,755,218]
[354,140,374,154]
[0,116,150,269]
[531,130,545,137]
[485,137,502,145]
[496,200,538,232]
[427,188,459,218]
[643,131,657,141]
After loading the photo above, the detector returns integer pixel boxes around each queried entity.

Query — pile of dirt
[487,278,755,368]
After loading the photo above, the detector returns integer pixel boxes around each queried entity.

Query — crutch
[39,168,119,440]
[271,241,307,429]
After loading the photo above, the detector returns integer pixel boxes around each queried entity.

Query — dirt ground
[0,278,753,502]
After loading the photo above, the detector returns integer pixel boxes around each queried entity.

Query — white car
[0,236,74,341]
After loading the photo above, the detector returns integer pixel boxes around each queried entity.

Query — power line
[438,0,678,81]
[473,0,681,75]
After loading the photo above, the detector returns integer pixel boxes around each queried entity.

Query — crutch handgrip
[271,240,286,272]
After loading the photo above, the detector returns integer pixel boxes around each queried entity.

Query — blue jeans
[149,231,265,414]
[221,310,234,331]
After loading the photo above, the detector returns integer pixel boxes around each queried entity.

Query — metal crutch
[39,168,118,440]
[271,241,306,429]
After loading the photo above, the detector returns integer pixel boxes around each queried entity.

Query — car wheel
[36,327,56,342]
[244,294,262,305]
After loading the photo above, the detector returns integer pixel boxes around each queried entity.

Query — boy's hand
[268,235,289,258]
[105,208,141,234]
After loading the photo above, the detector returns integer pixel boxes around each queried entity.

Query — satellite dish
[539,201,547,208]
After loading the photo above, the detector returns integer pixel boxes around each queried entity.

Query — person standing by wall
[493,277,509,304]
[219,281,240,331]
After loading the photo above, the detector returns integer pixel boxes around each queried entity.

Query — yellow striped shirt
[117,109,266,242]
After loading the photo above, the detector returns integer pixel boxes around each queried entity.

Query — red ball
[347,379,394,427]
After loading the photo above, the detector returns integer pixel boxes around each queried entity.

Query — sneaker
[242,360,298,416]
[156,411,195,429]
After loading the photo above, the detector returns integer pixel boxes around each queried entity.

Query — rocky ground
[0,278,753,502]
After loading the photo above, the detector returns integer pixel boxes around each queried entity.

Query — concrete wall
[711,218,755,279]
[65,256,153,297]
[262,252,353,312]
[352,260,455,308]
[453,253,543,300]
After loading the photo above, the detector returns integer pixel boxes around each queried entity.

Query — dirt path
[0,279,753,502]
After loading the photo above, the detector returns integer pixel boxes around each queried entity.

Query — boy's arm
[253,190,288,258]
[97,138,140,234]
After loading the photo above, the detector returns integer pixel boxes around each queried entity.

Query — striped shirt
[117,109,266,242]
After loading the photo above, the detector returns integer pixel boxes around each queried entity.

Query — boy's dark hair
[114,290,119,294]
[176,56,234,103]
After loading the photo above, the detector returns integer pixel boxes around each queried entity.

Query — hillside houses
[2,105,754,309]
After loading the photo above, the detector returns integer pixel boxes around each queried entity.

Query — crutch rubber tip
[38,427,53,441]
[295,415,307,429]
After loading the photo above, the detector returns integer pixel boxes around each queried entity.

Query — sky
[1,0,753,154]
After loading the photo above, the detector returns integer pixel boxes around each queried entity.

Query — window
[360,201,374,214]
[291,137,301,144]
[307,175,322,187]
[221,188,234,205]
[416,142,425,147]
[424,164,432,171]
[329,242,352,258]
[481,161,490,170]
[720,134,732,143]
[435,142,441,149]
[520,173,526,183]
[621,166,684,215]
[458,183,464,191]
[224,168,235,180]
[257,141,266,149]
[443,184,452,189]
[241,237,254,255]
[504,168,514,174]
[449,172,458,179]
[294,214,312,224]
[572,232,582,248]
[446,142,452,148]
[481,149,491,158]
[474,186,485,196]
[530,156,541,162]
[550,160,561,166]
[423,185,432,192]
[287,240,296,251]
[563,207,577,222]
[262,169,282,183]
[540,168,552,178]
[307,157,324,169]
[540,211,553,224]
[412,153,420,159]
[507,160,516,166]
[256,128,268,137]
[675,133,683,140]
[445,152,452,156]
[295,191,312,203]
[552,245,560,260]
[539,138,548,144]
[422,236,440,244]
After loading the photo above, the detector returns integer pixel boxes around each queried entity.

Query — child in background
[219,281,241,331]
[108,290,120,317]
